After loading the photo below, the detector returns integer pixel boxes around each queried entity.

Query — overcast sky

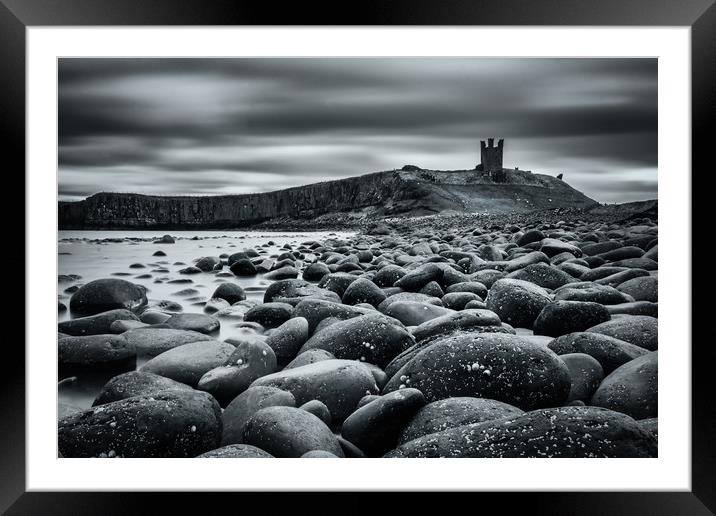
[58,58,657,203]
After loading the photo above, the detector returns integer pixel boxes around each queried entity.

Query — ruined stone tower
[478,138,506,182]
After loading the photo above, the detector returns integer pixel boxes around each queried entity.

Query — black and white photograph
[55,57,660,459]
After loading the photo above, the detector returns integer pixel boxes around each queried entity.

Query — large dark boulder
[250,359,379,423]
[243,406,344,458]
[140,340,235,387]
[398,397,524,445]
[212,283,246,304]
[548,332,648,374]
[221,386,296,446]
[298,314,413,368]
[533,301,610,337]
[383,332,571,410]
[69,278,148,316]
[121,328,212,357]
[591,351,658,419]
[58,309,139,336]
[385,406,657,458]
[485,278,551,329]
[93,370,192,406]
[341,388,426,456]
[58,334,136,375]
[197,340,277,406]
[587,315,658,351]
[265,317,310,366]
[58,390,222,457]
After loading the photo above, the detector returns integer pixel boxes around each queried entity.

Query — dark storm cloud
[58,58,657,202]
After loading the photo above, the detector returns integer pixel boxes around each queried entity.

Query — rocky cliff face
[58,168,598,229]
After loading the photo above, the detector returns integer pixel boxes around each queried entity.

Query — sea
[57,230,354,410]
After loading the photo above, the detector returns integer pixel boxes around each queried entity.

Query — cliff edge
[58,167,598,229]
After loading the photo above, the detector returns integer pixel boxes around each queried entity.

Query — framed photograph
[3,0,714,512]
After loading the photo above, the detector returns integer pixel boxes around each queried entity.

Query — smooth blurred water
[57,229,353,410]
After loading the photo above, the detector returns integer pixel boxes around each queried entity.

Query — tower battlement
[478,137,506,182]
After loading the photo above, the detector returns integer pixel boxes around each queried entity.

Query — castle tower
[478,138,506,181]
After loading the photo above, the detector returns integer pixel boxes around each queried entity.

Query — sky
[58,58,657,203]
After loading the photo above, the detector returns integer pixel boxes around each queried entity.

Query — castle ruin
[477,138,507,182]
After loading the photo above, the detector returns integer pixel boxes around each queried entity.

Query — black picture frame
[2,0,714,512]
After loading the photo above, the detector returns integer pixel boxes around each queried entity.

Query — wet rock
[379,292,443,310]
[554,283,633,305]
[342,388,426,456]
[203,297,230,315]
[264,279,340,304]
[244,302,294,329]
[230,258,257,276]
[341,278,387,307]
[195,256,220,272]
[293,299,376,333]
[221,386,296,446]
[141,340,235,387]
[250,359,379,423]
[58,308,139,336]
[59,390,221,458]
[153,235,175,244]
[243,406,344,458]
[299,400,332,426]
[109,319,148,333]
[152,250,167,257]
[69,278,148,316]
[179,266,202,275]
[285,349,336,369]
[506,263,575,290]
[266,317,310,366]
[445,281,488,298]
[264,265,299,281]
[516,229,545,246]
[302,262,331,282]
[122,327,213,356]
[301,450,339,458]
[560,353,604,402]
[385,406,657,458]
[93,370,192,406]
[197,340,277,406]
[591,351,658,419]
[638,418,658,440]
[394,263,442,292]
[606,301,658,317]
[616,276,658,302]
[485,278,551,329]
[139,310,172,325]
[540,239,582,258]
[533,301,610,337]
[164,313,220,334]
[373,265,407,288]
[58,334,136,374]
[595,268,651,287]
[198,444,274,458]
[440,292,480,310]
[383,301,453,326]
[503,251,550,273]
[411,309,502,342]
[212,283,246,304]
[383,332,570,410]
[416,281,445,297]
[548,332,648,374]
[299,314,414,368]
[318,272,359,297]
[398,397,525,445]
[587,315,658,351]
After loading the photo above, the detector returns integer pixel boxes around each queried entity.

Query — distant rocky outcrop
[58,168,598,229]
